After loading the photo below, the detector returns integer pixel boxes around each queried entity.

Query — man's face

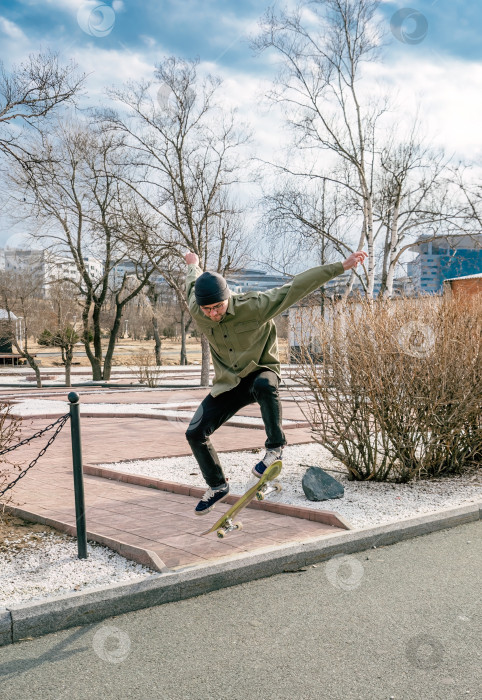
[200,299,229,322]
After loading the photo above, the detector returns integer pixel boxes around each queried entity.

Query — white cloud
[204,45,482,169]
[362,52,482,161]
[70,44,155,101]
[0,16,28,41]
[140,34,156,48]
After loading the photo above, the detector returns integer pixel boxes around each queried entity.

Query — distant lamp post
[16,316,23,350]
[124,319,129,339]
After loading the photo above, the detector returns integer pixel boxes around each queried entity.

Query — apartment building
[407,234,482,295]
[0,247,104,295]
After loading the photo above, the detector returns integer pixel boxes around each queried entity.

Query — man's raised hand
[185,252,199,266]
[342,251,368,271]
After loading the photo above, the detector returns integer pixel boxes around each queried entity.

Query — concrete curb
[0,608,12,646]
[1,501,480,646]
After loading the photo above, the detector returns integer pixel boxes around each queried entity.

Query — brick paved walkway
[4,387,346,571]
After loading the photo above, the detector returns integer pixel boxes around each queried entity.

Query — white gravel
[0,530,152,607]
[98,442,482,530]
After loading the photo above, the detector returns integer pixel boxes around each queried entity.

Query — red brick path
[3,389,344,571]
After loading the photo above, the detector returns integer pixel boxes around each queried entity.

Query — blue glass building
[407,234,482,295]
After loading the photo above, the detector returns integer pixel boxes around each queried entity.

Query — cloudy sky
[0,0,481,253]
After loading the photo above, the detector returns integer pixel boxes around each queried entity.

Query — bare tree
[103,56,252,385]
[8,119,162,381]
[38,280,82,387]
[145,281,164,365]
[373,127,453,297]
[450,166,482,237]
[254,2,461,298]
[0,50,84,163]
[0,269,44,387]
[160,265,193,366]
[260,178,358,282]
[254,0,385,297]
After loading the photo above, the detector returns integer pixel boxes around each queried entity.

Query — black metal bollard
[68,392,87,559]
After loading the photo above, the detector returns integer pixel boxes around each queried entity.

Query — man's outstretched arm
[185,252,202,306]
[255,251,368,323]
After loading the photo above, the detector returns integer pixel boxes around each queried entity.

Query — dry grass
[0,513,55,551]
[28,337,291,368]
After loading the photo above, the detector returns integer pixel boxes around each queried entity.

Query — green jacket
[186,261,345,396]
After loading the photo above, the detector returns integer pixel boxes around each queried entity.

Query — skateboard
[201,460,282,538]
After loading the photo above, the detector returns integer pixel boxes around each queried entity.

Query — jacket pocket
[234,320,258,333]
[234,320,259,348]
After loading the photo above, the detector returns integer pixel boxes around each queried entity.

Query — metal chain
[0,413,70,457]
[0,413,70,498]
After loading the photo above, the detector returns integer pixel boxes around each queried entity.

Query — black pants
[185,370,286,488]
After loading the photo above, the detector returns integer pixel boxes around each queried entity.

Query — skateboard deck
[201,460,282,538]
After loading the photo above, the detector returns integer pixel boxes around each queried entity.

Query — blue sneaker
[252,447,283,478]
[195,483,229,515]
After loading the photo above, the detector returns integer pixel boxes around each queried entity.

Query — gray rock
[302,466,344,501]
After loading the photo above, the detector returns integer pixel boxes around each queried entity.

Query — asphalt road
[0,521,480,700]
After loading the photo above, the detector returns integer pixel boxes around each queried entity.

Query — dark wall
[0,321,13,353]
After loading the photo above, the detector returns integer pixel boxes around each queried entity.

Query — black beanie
[194,271,230,306]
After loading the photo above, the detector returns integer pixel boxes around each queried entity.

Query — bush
[0,404,23,514]
[38,326,85,346]
[132,350,163,387]
[290,294,482,482]
[162,326,176,339]
[37,329,55,346]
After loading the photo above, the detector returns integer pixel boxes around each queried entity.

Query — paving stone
[4,389,340,573]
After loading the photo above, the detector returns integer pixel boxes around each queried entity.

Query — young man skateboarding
[184,249,368,514]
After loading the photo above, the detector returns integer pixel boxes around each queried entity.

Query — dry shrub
[132,350,163,387]
[290,293,482,482]
[0,404,23,516]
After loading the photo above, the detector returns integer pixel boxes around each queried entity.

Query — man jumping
[184,249,368,515]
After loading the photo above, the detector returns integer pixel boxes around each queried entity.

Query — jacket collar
[225,294,235,316]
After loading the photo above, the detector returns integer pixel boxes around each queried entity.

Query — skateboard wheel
[255,491,265,501]
[217,529,225,538]
[234,521,243,531]
[274,483,282,492]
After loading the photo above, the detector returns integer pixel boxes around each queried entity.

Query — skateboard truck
[216,518,243,538]
[255,481,282,501]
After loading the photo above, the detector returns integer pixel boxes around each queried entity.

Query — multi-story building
[0,247,104,295]
[407,234,482,295]
[226,268,290,293]
[2,248,58,291]
[56,255,104,284]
